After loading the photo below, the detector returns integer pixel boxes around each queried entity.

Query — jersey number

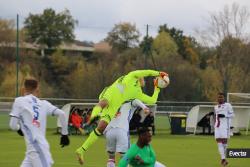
[32,97,40,127]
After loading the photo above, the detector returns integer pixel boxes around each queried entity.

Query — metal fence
[0,97,218,113]
[1,97,249,130]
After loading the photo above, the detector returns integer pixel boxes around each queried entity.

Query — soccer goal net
[227,93,250,105]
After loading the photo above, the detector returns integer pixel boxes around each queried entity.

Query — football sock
[108,151,115,158]
[91,105,102,119]
[81,128,102,151]
[223,143,228,155]
[107,159,115,167]
[218,143,225,159]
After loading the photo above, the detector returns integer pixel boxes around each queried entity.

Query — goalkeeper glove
[60,135,70,147]
[159,71,168,78]
[17,129,24,136]
[218,114,225,118]
[153,78,158,88]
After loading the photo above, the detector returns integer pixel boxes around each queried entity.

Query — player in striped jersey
[9,78,70,167]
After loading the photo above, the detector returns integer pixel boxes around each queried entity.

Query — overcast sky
[0,0,250,43]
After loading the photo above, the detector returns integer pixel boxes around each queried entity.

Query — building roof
[94,41,112,53]
[0,40,95,52]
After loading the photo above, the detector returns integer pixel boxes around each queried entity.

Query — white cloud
[0,0,250,42]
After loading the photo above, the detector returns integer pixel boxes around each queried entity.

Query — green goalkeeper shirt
[113,70,160,104]
[97,69,160,123]
[118,143,156,167]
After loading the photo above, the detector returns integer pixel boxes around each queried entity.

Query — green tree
[140,36,154,54]
[0,19,15,43]
[200,67,223,101]
[152,54,201,101]
[152,31,178,59]
[43,50,76,97]
[118,48,144,73]
[0,19,16,62]
[24,8,77,49]
[0,63,34,96]
[159,24,199,63]
[105,22,140,52]
[215,36,248,95]
[196,3,250,98]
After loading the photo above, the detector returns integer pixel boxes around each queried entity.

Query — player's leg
[216,138,225,159]
[90,87,110,120]
[116,128,129,159]
[76,119,108,165]
[107,151,116,167]
[154,161,166,167]
[90,99,108,120]
[221,138,228,166]
[21,152,44,167]
[216,138,228,166]
[76,85,124,165]
[20,155,33,167]
[216,126,229,166]
[30,152,46,167]
[106,128,117,167]
[76,103,121,165]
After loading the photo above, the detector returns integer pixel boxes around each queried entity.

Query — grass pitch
[1,129,250,167]
[1,115,250,167]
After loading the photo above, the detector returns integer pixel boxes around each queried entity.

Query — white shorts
[21,151,52,167]
[22,140,53,167]
[155,161,166,167]
[214,127,230,139]
[105,128,129,153]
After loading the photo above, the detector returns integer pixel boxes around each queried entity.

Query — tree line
[0,3,250,101]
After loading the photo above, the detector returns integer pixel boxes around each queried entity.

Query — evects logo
[227,149,250,158]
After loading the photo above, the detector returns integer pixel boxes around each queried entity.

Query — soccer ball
[155,76,170,88]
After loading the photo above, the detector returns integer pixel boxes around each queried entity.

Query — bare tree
[196,2,250,46]
[195,3,250,97]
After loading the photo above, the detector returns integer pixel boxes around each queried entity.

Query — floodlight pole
[144,24,149,93]
[144,24,149,69]
[16,14,19,97]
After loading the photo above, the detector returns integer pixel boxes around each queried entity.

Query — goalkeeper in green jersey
[118,127,166,167]
[76,70,168,165]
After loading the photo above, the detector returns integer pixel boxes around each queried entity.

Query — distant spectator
[82,108,98,134]
[129,109,142,132]
[143,112,155,135]
[197,112,214,135]
[82,108,89,118]
[70,109,84,134]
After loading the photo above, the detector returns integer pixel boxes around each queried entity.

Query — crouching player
[9,78,70,167]
[118,127,166,167]
[214,93,234,166]
[104,99,150,167]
